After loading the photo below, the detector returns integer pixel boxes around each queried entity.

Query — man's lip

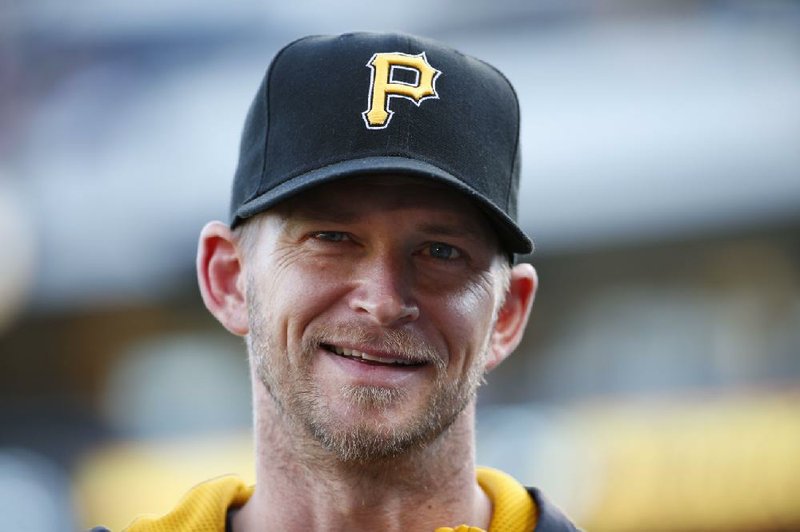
[320,342,426,366]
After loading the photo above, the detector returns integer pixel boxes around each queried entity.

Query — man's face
[242,176,508,462]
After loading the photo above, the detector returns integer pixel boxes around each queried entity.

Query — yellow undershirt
[125,466,537,532]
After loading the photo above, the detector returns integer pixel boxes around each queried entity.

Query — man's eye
[425,242,461,260]
[313,231,349,242]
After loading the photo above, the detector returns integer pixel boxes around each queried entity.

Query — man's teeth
[329,345,414,366]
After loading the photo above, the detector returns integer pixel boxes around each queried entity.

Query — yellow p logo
[362,51,441,130]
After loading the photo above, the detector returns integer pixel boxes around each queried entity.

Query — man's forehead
[278,175,495,232]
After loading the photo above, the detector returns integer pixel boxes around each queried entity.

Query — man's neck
[232,388,491,532]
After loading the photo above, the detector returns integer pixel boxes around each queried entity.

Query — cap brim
[232,156,533,255]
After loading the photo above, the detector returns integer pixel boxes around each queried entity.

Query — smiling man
[125,32,578,532]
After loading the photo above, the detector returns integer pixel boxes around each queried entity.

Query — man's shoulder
[526,486,582,532]
[476,466,580,532]
[103,472,578,532]
[121,475,252,531]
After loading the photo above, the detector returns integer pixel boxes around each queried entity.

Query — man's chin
[304,394,469,464]
[308,420,433,463]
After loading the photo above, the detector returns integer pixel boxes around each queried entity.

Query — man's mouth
[321,343,425,367]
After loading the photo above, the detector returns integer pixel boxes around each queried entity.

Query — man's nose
[348,254,419,327]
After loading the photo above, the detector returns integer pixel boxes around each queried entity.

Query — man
[126,32,578,531]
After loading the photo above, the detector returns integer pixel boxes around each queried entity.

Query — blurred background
[1,1,799,530]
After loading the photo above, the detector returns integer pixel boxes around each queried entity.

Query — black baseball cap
[230,32,533,255]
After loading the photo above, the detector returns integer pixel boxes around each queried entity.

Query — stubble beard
[246,292,488,464]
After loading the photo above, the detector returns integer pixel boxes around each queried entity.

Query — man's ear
[485,262,538,371]
[197,221,249,336]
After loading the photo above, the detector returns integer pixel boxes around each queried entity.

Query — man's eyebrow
[283,203,493,240]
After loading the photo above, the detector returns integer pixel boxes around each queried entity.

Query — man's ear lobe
[197,221,249,336]
[485,263,538,371]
